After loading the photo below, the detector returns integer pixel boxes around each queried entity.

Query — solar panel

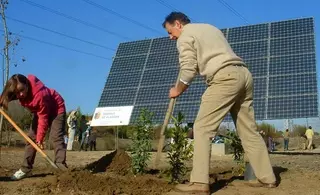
[116,40,151,57]
[228,24,268,42]
[131,104,168,122]
[173,102,201,122]
[270,18,314,38]
[110,55,147,72]
[269,74,317,96]
[269,53,316,75]
[270,35,314,56]
[98,17,318,124]
[135,85,169,104]
[98,88,136,107]
[105,71,142,89]
[243,58,268,77]
[141,67,178,86]
[231,40,268,59]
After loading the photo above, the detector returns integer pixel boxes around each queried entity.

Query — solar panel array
[98,17,318,124]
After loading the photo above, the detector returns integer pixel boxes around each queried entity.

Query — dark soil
[85,149,132,175]
[55,170,173,195]
[2,149,320,195]
[54,150,173,195]
[0,150,174,195]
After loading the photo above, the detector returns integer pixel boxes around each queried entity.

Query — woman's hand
[36,141,44,150]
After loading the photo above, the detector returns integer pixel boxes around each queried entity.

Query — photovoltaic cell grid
[98,17,318,124]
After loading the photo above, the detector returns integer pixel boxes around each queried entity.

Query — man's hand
[169,81,190,98]
[36,141,44,150]
[169,87,181,98]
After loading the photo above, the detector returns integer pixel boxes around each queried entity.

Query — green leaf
[131,108,154,174]
[166,112,193,183]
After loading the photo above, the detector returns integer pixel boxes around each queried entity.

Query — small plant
[130,109,154,175]
[224,131,245,175]
[165,112,193,183]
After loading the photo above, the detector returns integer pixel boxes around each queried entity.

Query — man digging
[162,12,277,194]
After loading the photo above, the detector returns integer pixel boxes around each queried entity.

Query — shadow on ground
[209,166,288,193]
[273,166,288,185]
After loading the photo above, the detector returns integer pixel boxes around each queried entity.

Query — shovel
[154,72,181,168]
[0,108,59,169]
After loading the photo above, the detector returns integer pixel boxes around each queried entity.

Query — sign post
[91,106,134,127]
[90,106,134,151]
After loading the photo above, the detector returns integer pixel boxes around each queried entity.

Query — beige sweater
[177,23,245,84]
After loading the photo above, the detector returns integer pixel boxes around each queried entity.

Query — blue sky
[1,0,319,131]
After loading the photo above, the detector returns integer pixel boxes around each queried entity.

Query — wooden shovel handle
[154,72,181,168]
[0,108,58,169]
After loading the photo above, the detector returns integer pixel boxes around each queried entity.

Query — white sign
[90,106,134,126]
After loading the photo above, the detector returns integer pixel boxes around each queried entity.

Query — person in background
[78,115,87,145]
[283,129,290,151]
[80,121,92,151]
[88,128,97,151]
[187,122,194,139]
[66,110,77,151]
[268,136,274,152]
[0,74,68,180]
[305,126,314,150]
[64,134,68,146]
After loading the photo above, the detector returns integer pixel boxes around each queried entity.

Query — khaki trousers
[307,138,313,150]
[190,65,276,184]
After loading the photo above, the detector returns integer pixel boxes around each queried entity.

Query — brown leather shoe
[175,182,210,194]
[246,179,277,188]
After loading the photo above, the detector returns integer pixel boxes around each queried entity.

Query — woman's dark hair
[162,12,191,28]
[0,74,30,109]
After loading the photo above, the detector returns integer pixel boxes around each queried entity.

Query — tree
[257,122,279,137]
[75,106,82,130]
[118,125,135,139]
[1,101,32,146]
[292,125,306,137]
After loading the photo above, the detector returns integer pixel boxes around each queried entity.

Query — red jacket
[19,75,65,142]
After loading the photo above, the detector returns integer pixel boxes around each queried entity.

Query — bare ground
[0,148,320,195]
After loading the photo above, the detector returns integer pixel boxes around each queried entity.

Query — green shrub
[165,112,193,183]
[224,131,245,175]
[130,109,154,174]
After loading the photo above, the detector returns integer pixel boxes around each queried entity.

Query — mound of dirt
[0,150,174,195]
[55,170,173,195]
[85,149,132,175]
